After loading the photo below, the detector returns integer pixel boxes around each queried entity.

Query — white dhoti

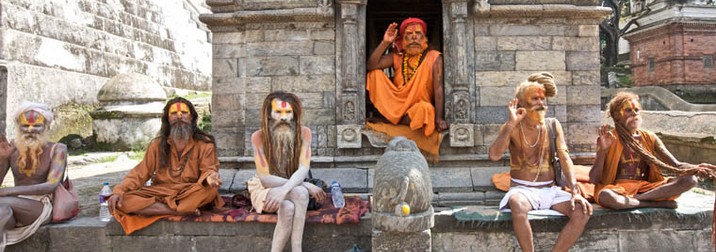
[499,178,571,212]
[247,176,272,214]
[1,195,53,252]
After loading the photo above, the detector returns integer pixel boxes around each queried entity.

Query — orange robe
[112,138,224,235]
[593,129,673,205]
[366,50,442,158]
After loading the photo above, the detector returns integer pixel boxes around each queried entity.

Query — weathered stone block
[337,124,362,148]
[564,122,599,146]
[578,25,599,37]
[263,29,309,41]
[567,105,602,123]
[566,51,600,71]
[572,70,600,86]
[372,229,431,252]
[309,29,335,40]
[246,41,313,56]
[212,58,237,77]
[473,124,485,146]
[475,51,515,71]
[619,229,697,252]
[299,55,335,75]
[313,40,335,55]
[311,167,368,192]
[108,236,194,251]
[471,166,510,189]
[566,86,600,105]
[515,51,565,71]
[474,36,497,51]
[475,106,509,124]
[450,124,475,147]
[431,168,473,192]
[213,127,243,156]
[476,70,570,87]
[244,77,271,93]
[552,37,599,52]
[482,124,504,149]
[272,75,336,92]
[301,108,336,125]
[497,36,552,51]
[478,86,516,106]
[489,23,566,36]
[213,44,247,58]
[246,56,299,76]
[195,236,272,252]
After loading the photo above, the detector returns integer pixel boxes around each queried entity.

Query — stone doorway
[364,0,444,119]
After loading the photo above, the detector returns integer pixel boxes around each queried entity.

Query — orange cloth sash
[366,50,441,137]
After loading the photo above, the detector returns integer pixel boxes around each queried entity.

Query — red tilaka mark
[175,103,182,112]
[27,111,35,124]
[281,101,287,108]
[630,101,637,109]
[258,148,267,167]
[536,89,544,97]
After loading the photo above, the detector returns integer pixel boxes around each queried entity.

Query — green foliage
[96,155,118,163]
[128,150,146,161]
[198,112,212,133]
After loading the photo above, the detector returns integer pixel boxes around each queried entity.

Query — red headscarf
[395,17,427,52]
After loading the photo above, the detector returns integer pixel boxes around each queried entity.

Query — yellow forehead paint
[620,99,641,117]
[169,102,190,114]
[18,111,45,127]
[272,99,293,114]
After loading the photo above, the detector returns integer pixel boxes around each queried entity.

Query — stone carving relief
[337,124,362,148]
[449,124,474,147]
[474,0,490,16]
[319,0,332,13]
[452,91,470,122]
[343,100,355,121]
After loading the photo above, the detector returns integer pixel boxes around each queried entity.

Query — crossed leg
[271,186,309,252]
[0,197,44,244]
[598,175,697,210]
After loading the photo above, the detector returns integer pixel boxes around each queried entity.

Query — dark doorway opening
[365,0,443,120]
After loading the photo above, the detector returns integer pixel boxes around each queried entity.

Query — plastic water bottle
[331,180,345,208]
[99,182,112,222]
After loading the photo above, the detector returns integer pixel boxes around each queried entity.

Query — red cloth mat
[165,194,370,224]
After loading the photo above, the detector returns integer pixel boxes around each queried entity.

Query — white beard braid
[270,123,296,177]
[15,131,49,176]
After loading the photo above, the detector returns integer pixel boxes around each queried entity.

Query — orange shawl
[594,129,665,196]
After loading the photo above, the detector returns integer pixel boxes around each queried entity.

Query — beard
[170,121,193,143]
[526,105,547,124]
[269,119,296,175]
[402,40,428,56]
[16,130,49,176]
[624,115,642,132]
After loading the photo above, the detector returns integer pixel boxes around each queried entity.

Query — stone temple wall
[0,0,212,138]
[202,0,610,167]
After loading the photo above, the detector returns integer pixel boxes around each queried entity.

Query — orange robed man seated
[107,97,224,235]
[366,17,447,159]
[589,92,715,209]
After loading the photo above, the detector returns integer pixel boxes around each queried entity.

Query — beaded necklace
[401,50,425,83]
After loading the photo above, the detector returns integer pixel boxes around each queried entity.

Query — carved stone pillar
[444,0,476,147]
[336,0,367,148]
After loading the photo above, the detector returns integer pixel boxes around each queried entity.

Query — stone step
[219,166,511,195]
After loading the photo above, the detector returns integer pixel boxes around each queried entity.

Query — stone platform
[7,190,713,252]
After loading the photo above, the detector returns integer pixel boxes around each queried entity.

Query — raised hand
[597,124,616,151]
[0,133,14,161]
[383,22,398,44]
[507,98,526,125]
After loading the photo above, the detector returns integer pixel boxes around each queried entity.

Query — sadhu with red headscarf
[366,17,447,160]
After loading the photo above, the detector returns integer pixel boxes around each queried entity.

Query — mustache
[530,105,547,111]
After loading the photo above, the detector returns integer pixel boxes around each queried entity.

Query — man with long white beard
[107,97,224,235]
[589,92,715,209]
[488,73,592,252]
[248,91,325,252]
[0,102,67,251]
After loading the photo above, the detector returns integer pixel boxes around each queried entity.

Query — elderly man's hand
[206,172,222,188]
[436,119,448,132]
[0,134,14,161]
[107,194,122,215]
[383,22,398,44]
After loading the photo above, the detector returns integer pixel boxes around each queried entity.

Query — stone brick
[245,77,271,93]
[564,122,599,146]
[213,44,247,59]
[552,37,599,52]
[572,70,600,86]
[474,36,497,51]
[478,86,516,106]
[475,51,515,71]
[246,56,299,76]
[195,236,272,252]
[301,108,336,126]
[566,51,600,71]
[213,127,244,156]
[496,36,552,51]
[473,124,485,146]
[309,29,335,40]
[515,51,566,71]
[475,70,571,87]
[311,168,368,192]
[566,86,600,105]
[109,236,193,251]
[578,25,599,37]
[271,75,335,92]
[431,168,473,192]
[245,41,313,56]
[619,229,697,252]
[482,124,503,149]
[299,55,335,75]
[475,106,509,124]
[294,92,326,109]
[471,166,509,188]
[313,40,335,55]
[263,29,310,41]
[211,32,245,44]
[373,229,431,252]
[567,105,602,123]
[212,58,237,77]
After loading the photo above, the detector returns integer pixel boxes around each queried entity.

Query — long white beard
[15,131,49,176]
[270,122,295,175]
[170,122,193,143]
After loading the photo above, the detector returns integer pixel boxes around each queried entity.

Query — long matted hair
[260,91,304,177]
[158,97,215,169]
